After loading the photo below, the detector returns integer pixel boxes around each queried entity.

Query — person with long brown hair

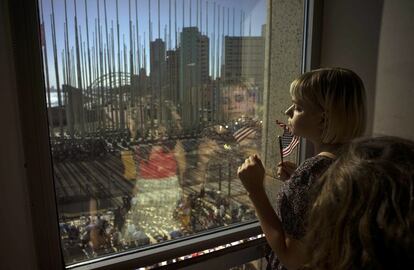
[306,136,414,270]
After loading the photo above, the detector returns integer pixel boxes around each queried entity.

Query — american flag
[233,125,256,143]
[276,120,299,157]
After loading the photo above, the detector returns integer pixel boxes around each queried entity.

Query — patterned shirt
[267,155,335,270]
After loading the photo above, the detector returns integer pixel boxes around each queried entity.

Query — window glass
[38,0,269,265]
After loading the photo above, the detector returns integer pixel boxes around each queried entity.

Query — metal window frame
[298,0,324,162]
[8,0,64,269]
[7,0,322,269]
[68,222,264,270]
[155,236,268,270]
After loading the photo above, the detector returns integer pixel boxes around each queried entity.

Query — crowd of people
[50,130,131,162]
[52,115,263,266]
[58,187,256,264]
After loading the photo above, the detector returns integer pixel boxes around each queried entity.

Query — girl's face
[284,95,324,142]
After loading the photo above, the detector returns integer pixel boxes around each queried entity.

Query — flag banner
[233,125,256,143]
[276,120,299,157]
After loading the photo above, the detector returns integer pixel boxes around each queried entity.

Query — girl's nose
[284,105,294,117]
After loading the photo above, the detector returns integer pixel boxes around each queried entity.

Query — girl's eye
[294,105,302,111]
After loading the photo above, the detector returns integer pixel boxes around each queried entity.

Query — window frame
[299,0,324,161]
[67,223,265,270]
[8,0,321,269]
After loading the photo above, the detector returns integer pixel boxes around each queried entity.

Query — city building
[150,38,167,125]
[150,38,167,93]
[166,49,181,132]
[166,49,180,105]
[179,27,210,131]
[223,36,265,103]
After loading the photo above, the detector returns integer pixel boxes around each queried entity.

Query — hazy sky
[39,0,267,90]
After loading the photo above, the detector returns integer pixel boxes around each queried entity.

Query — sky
[38,0,267,91]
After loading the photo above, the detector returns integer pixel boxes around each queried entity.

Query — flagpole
[39,0,53,137]
[84,0,93,131]
[64,0,71,86]
[169,0,171,49]
[129,0,134,107]
[135,0,141,69]
[104,0,115,129]
[117,0,124,130]
[50,0,64,137]
[135,0,144,135]
[212,2,215,80]
[216,4,220,79]
[175,0,177,48]
[111,20,118,129]
[74,0,85,136]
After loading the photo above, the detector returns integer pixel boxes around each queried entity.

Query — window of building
[11,0,311,268]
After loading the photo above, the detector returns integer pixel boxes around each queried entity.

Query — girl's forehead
[291,93,322,112]
[289,83,304,99]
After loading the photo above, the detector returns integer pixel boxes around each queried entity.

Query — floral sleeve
[276,156,334,239]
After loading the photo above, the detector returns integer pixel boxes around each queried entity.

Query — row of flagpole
[40,0,253,138]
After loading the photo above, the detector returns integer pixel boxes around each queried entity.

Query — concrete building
[150,38,167,93]
[179,27,210,131]
[150,39,167,125]
[166,49,180,105]
[64,84,85,136]
[166,49,180,132]
[222,36,265,103]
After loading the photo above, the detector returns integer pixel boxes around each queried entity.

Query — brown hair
[306,136,414,270]
[290,68,366,143]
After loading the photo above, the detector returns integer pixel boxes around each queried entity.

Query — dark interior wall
[319,0,384,136]
[0,2,38,270]
[373,0,414,140]
[319,0,414,140]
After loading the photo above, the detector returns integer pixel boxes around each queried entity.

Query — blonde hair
[306,136,414,270]
[290,67,366,144]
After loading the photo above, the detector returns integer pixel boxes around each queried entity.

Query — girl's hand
[276,161,297,181]
[238,155,266,196]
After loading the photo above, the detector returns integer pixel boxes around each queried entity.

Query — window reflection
[40,0,266,264]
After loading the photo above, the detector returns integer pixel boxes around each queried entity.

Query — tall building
[179,27,210,131]
[198,35,210,85]
[150,39,167,93]
[64,84,85,136]
[261,24,267,38]
[166,49,179,105]
[166,49,180,132]
[223,36,265,91]
[150,39,167,125]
